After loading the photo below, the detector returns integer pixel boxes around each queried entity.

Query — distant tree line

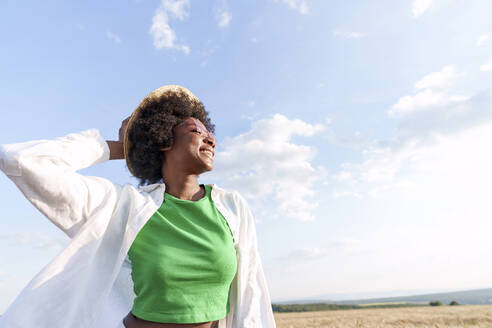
[429,300,460,306]
[272,301,461,313]
[272,303,423,313]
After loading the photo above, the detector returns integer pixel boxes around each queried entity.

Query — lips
[200,147,214,158]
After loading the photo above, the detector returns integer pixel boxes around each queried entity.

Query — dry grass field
[274,305,492,328]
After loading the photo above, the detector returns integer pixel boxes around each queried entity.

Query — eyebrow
[177,121,201,128]
[188,123,204,129]
[183,122,211,133]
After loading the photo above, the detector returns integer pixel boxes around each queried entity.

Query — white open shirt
[0,129,276,328]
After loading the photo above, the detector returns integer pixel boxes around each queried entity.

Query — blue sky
[2,0,492,311]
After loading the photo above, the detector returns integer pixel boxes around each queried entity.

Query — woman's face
[163,117,216,174]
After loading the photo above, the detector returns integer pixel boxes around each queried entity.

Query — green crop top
[127,185,237,323]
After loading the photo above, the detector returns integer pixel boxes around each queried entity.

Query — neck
[162,165,204,201]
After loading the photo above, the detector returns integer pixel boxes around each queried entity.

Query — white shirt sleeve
[0,129,121,238]
[234,192,277,327]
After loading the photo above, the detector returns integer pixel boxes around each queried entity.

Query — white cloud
[412,0,432,18]
[480,57,492,71]
[389,89,469,117]
[276,0,309,15]
[206,114,325,221]
[334,59,492,194]
[333,30,365,39]
[162,0,188,19]
[335,74,492,197]
[396,90,492,139]
[285,240,360,261]
[216,9,232,28]
[149,0,190,54]
[333,170,354,182]
[320,64,492,300]
[332,191,362,199]
[288,247,324,260]
[335,120,492,200]
[476,34,492,47]
[106,31,121,44]
[415,66,459,90]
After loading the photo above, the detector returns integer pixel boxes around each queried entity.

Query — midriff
[123,312,219,328]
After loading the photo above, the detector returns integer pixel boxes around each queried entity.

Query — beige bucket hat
[123,85,201,176]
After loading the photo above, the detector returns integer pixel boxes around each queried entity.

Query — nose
[204,134,216,148]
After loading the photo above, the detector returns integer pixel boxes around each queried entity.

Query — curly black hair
[126,88,215,186]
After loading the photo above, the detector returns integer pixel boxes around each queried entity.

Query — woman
[0,86,276,328]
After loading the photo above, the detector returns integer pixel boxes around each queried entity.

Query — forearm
[107,141,124,160]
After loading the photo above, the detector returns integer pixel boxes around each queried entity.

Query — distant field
[274,305,492,328]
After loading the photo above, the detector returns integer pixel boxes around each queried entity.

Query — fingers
[119,116,131,142]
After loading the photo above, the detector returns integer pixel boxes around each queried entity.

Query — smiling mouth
[200,149,214,158]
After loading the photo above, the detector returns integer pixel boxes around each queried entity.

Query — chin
[196,163,213,174]
[203,159,214,172]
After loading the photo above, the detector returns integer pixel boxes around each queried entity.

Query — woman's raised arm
[0,128,122,238]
